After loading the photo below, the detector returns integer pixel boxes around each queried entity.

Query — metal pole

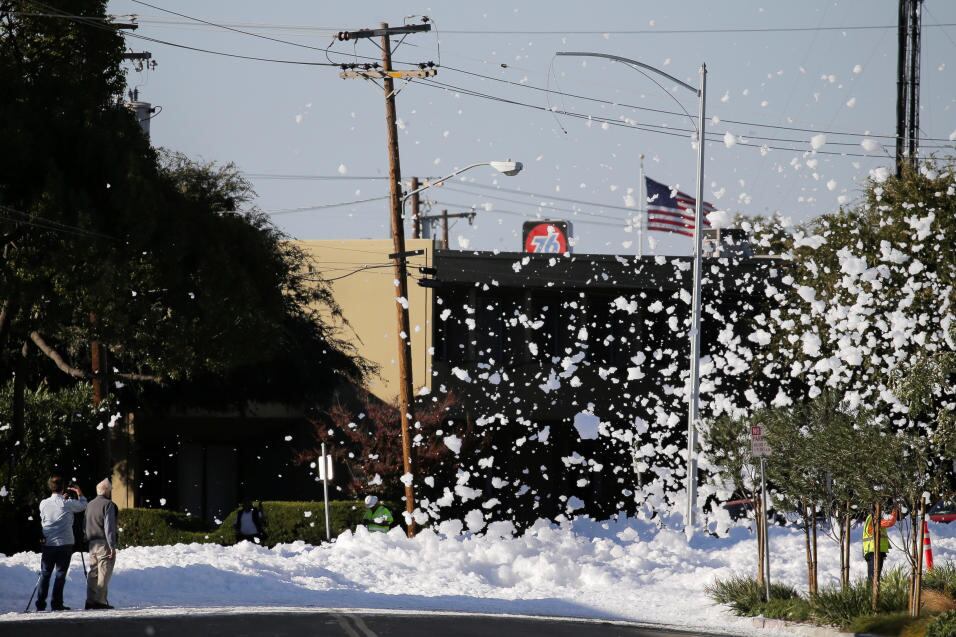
[321,442,331,542]
[761,457,771,602]
[895,0,909,176]
[441,210,449,250]
[380,23,417,537]
[907,0,922,170]
[637,154,645,258]
[684,63,707,538]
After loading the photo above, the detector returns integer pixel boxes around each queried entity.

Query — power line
[245,173,393,181]
[447,182,641,212]
[436,24,956,35]
[301,264,396,282]
[25,4,952,144]
[439,64,955,144]
[430,199,630,229]
[419,78,896,158]
[0,204,116,241]
[24,0,340,67]
[259,195,391,216]
[26,12,956,35]
[127,0,334,55]
[437,185,632,220]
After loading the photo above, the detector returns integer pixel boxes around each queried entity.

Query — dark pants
[865,551,887,583]
[37,544,73,609]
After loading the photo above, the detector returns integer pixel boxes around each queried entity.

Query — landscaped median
[117,500,402,548]
[708,563,956,636]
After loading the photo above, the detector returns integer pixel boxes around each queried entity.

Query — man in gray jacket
[84,478,118,610]
[37,474,87,611]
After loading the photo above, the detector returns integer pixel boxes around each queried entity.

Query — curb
[751,617,868,637]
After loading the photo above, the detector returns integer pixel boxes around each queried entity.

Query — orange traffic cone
[923,520,934,571]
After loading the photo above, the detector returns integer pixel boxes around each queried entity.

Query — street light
[402,160,524,209]
[556,51,707,538]
[391,158,522,536]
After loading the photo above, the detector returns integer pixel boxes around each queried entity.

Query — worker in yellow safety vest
[863,507,897,583]
[362,495,393,533]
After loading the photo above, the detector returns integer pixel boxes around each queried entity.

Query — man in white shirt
[37,474,87,611]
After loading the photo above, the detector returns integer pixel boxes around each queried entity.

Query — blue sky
[107,0,956,255]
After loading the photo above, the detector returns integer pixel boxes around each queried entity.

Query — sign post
[319,442,334,542]
[751,425,771,602]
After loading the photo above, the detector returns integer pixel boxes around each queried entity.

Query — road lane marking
[334,613,361,637]
[348,614,378,637]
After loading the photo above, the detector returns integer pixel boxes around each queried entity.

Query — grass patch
[705,575,801,616]
[847,612,926,636]
[810,568,910,628]
[927,610,956,637]
[708,569,914,630]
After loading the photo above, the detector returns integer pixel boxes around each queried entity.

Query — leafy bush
[927,611,956,637]
[118,500,402,548]
[925,563,956,600]
[810,568,910,628]
[706,575,800,616]
[760,596,812,622]
[0,383,106,508]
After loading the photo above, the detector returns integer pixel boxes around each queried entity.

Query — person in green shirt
[362,496,393,533]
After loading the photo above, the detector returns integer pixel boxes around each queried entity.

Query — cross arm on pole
[336,24,431,41]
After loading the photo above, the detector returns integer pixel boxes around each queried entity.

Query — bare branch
[115,371,165,384]
[29,331,89,379]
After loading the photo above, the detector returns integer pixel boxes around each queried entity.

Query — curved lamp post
[556,52,707,538]
[402,160,523,211]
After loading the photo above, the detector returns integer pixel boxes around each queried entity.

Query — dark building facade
[417,249,780,523]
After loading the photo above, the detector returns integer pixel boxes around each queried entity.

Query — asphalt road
[0,610,725,637]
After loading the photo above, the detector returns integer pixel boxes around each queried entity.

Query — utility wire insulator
[340,68,437,80]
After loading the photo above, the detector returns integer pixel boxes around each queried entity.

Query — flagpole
[638,154,645,258]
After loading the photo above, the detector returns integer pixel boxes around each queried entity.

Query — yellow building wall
[296,240,434,403]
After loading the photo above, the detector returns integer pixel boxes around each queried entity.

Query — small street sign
[750,425,771,457]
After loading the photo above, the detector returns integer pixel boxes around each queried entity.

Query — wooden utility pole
[410,177,421,239]
[872,502,883,611]
[380,23,418,537]
[335,20,435,537]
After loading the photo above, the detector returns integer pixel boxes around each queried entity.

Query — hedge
[118,500,402,548]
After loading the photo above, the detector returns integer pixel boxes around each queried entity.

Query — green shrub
[118,500,402,548]
[760,596,812,622]
[118,507,231,547]
[925,563,956,599]
[927,610,956,637]
[848,612,925,637]
[810,568,910,628]
[706,575,800,616]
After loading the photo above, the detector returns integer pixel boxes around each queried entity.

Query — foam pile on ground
[1,518,954,636]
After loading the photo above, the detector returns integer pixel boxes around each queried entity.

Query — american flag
[645,177,716,238]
